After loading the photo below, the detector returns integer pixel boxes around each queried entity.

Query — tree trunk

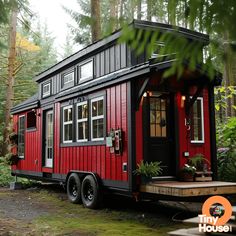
[223,31,233,118]
[137,0,142,20]
[167,0,176,25]
[147,0,152,21]
[110,0,117,32]
[2,7,17,156]
[90,0,101,43]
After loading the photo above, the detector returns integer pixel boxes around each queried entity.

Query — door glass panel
[150,96,167,137]
[45,111,53,167]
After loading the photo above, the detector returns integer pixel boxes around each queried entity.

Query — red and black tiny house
[11,21,222,208]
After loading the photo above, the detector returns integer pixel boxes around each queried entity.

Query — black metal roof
[34,20,209,82]
[11,93,39,115]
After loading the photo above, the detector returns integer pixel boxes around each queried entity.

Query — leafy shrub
[0,156,14,186]
[133,161,162,178]
[216,117,236,181]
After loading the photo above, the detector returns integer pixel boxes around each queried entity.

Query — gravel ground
[0,184,203,236]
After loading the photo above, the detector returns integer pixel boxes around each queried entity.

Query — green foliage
[216,117,236,182]
[0,156,14,186]
[188,153,210,171]
[180,164,196,175]
[133,160,162,178]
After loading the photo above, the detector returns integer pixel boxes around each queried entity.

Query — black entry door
[143,93,175,176]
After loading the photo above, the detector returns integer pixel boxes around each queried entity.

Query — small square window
[61,71,74,89]
[79,60,93,82]
[27,111,36,129]
[42,82,51,98]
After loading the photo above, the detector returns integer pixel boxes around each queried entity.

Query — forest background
[0,0,235,184]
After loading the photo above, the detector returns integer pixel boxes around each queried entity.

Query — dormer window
[61,70,74,89]
[79,59,93,83]
[42,82,51,98]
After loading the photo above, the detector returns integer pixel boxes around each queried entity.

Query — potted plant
[188,154,210,171]
[134,161,162,183]
[178,164,196,181]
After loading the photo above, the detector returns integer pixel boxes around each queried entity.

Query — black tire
[81,175,101,209]
[67,173,82,204]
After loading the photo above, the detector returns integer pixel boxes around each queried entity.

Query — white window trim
[76,101,88,142]
[18,115,25,158]
[190,97,205,144]
[63,105,73,143]
[79,59,93,82]
[91,96,104,141]
[63,71,74,85]
[42,83,50,98]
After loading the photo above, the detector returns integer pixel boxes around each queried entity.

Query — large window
[61,95,105,144]
[77,101,88,141]
[79,60,93,82]
[91,97,104,141]
[63,106,73,143]
[18,115,25,158]
[190,97,204,143]
[150,97,167,137]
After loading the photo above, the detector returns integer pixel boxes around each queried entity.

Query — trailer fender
[66,171,101,189]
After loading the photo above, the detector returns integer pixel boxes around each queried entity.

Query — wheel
[67,173,81,204]
[81,175,101,209]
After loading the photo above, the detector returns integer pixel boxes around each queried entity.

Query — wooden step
[151,176,176,181]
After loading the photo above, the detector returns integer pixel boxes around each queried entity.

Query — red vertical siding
[13,82,129,184]
[55,82,128,182]
[178,88,211,169]
[13,109,42,172]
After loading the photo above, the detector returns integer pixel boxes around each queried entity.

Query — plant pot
[141,176,152,184]
[179,172,194,182]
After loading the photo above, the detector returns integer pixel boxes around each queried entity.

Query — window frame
[190,97,205,144]
[42,81,51,98]
[76,101,88,142]
[79,59,94,83]
[18,115,25,158]
[91,96,104,141]
[62,105,73,143]
[61,70,75,90]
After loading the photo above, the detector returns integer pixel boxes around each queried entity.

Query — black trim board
[127,81,136,192]
[12,169,129,190]
[208,85,217,180]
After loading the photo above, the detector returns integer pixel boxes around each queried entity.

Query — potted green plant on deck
[188,154,210,171]
[134,161,162,183]
[178,164,196,182]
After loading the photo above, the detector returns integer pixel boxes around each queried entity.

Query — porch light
[181,95,186,108]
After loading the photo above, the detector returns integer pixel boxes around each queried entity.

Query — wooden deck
[140,181,236,197]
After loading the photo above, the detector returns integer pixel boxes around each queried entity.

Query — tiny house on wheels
[11,20,236,208]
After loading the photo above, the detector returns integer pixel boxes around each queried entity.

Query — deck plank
[140,181,236,197]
